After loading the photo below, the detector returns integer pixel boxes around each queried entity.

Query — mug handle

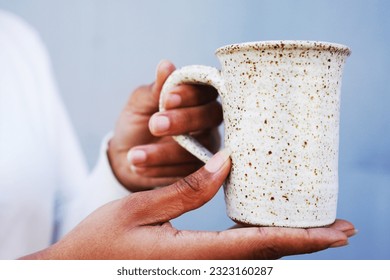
[159,65,225,163]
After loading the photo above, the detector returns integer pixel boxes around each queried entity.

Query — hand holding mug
[107,60,222,191]
[21,150,355,259]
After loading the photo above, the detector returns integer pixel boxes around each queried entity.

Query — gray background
[1,0,389,259]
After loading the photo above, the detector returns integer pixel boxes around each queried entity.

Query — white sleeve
[4,12,132,239]
[58,133,130,237]
[43,61,131,239]
[0,10,130,256]
[36,50,131,237]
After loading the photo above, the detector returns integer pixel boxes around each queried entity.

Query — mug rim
[215,40,351,56]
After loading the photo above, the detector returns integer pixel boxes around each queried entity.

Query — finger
[127,142,201,167]
[125,149,231,225]
[327,219,357,238]
[164,84,219,109]
[149,101,223,136]
[151,60,176,102]
[131,163,202,178]
[229,219,357,237]
[165,226,350,259]
[127,131,219,167]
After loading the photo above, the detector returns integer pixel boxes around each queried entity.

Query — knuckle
[174,171,209,204]
[180,172,202,192]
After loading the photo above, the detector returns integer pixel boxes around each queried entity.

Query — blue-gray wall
[1,0,389,259]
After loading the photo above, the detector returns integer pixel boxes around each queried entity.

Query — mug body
[216,41,350,227]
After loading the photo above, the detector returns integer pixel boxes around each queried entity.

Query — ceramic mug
[159,41,350,227]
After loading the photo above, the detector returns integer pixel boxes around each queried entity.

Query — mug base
[229,216,336,228]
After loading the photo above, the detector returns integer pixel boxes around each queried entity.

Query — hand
[22,150,355,260]
[108,60,222,192]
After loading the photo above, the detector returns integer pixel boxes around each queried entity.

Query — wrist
[106,138,121,181]
[106,138,131,187]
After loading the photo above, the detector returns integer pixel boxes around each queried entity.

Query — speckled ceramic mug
[159,41,350,227]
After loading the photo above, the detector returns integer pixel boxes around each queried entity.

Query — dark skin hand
[21,149,355,259]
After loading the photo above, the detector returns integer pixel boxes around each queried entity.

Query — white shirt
[0,10,129,259]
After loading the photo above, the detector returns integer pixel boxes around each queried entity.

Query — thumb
[150,60,176,104]
[132,149,232,225]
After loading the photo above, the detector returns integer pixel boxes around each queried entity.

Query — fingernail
[165,93,182,108]
[156,59,173,75]
[205,148,232,173]
[127,149,147,164]
[330,239,349,248]
[346,229,358,237]
[150,115,170,133]
[157,59,170,70]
